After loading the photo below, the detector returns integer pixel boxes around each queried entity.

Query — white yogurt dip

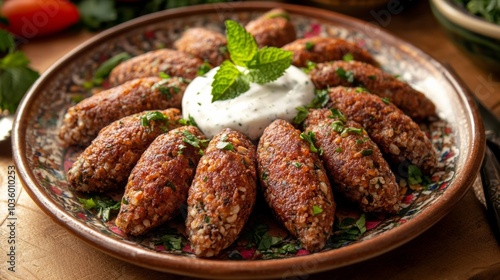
[181,65,315,140]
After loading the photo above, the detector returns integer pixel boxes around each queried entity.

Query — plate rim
[12,1,486,279]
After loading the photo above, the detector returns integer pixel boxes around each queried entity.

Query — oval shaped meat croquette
[304,108,401,213]
[59,76,188,147]
[67,109,182,193]
[282,36,379,68]
[257,119,335,252]
[108,49,208,86]
[186,128,257,258]
[310,61,436,121]
[328,87,437,174]
[116,126,207,236]
[174,27,229,67]
[245,8,296,48]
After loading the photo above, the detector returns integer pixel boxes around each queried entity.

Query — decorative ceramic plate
[12,2,485,279]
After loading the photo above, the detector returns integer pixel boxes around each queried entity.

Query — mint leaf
[246,47,292,84]
[0,52,30,68]
[0,66,39,112]
[0,29,15,53]
[211,61,250,102]
[225,20,257,66]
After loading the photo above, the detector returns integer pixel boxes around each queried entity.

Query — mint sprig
[211,20,292,102]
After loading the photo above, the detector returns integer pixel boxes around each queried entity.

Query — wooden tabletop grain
[1,1,499,279]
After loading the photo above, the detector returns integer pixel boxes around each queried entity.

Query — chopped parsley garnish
[342,53,354,62]
[261,171,269,181]
[336,67,355,83]
[197,61,212,76]
[166,181,177,191]
[292,162,302,168]
[92,52,131,86]
[299,131,322,155]
[216,133,234,150]
[360,149,373,156]
[78,195,121,222]
[159,72,170,79]
[211,20,292,102]
[140,111,167,126]
[341,127,363,136]
[381,97,390,104]
[407,164,431,186]
[159,234,182,251]
[312,205,323,215]
[328,214,366,248]
[182,130,209,154]
[305,41,314,51]
[335,147,343,153]
[293,106,309,125]
[368,75,376,80]
[330,108,346,122]
[301,60,317,74]
[177,144,186,155]
[331,120,345,133]
[178,114,198,127]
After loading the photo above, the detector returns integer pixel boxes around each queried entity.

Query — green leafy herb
[299,131,322,155]
[293,106,309,125]
[78,195,121,222]
[159,72,170,79]
[341,127,363,136]
[407,164,429,185]
[312,205,323,215]
[360,149,373,156]
[179,115,198,127]
[342,53,354,62]
[292,162,302,168]
[305,41,314,51]
[330,108,346,122]
[140,111,167,126]
[216,133,234,150]
[211,20,292,102]
[301,60,317,74]
[93,52,131,86]
[166,181,177,191]
[381,97,390,104]
[335,147,343,153]
[331,120,345,133]
[197,61,212,76]
[293,89,329,125]
[182,130,209,154]
[336,67,355,83]
[0,30,40,113]
[328,214,366,248]
[159,234,182,250]
[456,0,500,24]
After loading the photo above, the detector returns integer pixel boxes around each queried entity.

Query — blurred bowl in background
[430,0,500,73]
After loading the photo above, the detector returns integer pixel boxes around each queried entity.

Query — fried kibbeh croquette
[186,128,257,258]
[257,119,335,252]
[245,8,296,48]
[304,108,401,213]
[310,61,436,121]
[67,109,182,193]
[108,49,208,86]
[174,27,229,67]
[59,77,187,147]
[328,87,437,174]
[116,126,206,236]
[282,36,379,68]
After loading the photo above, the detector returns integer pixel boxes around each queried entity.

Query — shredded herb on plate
[78,195,121,222]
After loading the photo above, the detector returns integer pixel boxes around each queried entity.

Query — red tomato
[0,0,79,38]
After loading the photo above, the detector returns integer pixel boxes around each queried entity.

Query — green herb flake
[330,108,346,122]
[302,60,317,74]
[299,131,322,155]
[368,75,376,80]
[178,115,198,127]
[335,147,343,153]
[159,72,170,79]
[78,195,120,222]
[341,127,363,136]
[166,181,177,191]
[160,234,182,251]
[408,164,423,185]
[331,120,345,133]
[216,134,234,150]
[360,149,373,156]
[292,162,302,168]
[182,130,209,154]
[140,111,167,127]
[312,205,323,215]
[197,61,212,76]
[342,53,354,62]
[293,106,309,125]
[93,52,131,85]
[336,67,355,83]
[177,144,186,155]
[261,171,269,181]
[305,41,314,51]
[381,97,390,104]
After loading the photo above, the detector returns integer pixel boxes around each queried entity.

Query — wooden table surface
[1,1,500,279]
